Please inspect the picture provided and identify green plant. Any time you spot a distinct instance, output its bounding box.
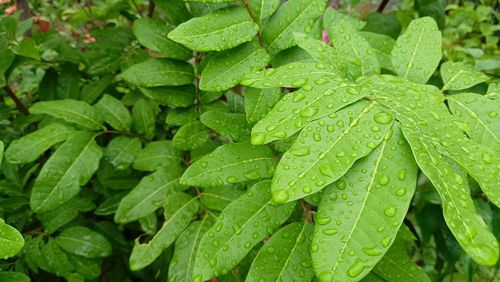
[0,0,499,281]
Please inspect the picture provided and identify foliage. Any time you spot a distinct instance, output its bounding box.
[0,0,499,281]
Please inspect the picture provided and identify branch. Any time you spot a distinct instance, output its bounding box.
[147,0,155,17]
[377,0,390,13]
[3,86,29,115]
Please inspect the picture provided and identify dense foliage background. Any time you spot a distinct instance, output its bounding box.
[0,0,499,281]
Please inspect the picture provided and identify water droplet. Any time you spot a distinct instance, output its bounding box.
[272,189,289,203]
[251,133,266,145]
[397,169,407,180]
[362,246,382,256]
[347,259,367,278]
[373,112,393,125]
[396,188,407,196]
[378,175,390,186]
[482,152,493,164]
[384,207,397,217]
[289,146,310,156]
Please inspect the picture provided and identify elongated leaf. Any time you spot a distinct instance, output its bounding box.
[245,87,282,125]
[67,253,102,280]
[80,75,114,104]
[115,166,185,224]
[360,31,395,71]
[200,111,250,141]
[133,140,183,171]
[402,127,499,266]
[104,136,141,170]
[129,193,199,270]
[55,226,112,258]
[95,192,127,216]
[247,222,314,282]
[133,17,192,60]
[272,101,394,203]
[323,8,366,31]
[312,125,417,281]
[248,0,280,25]
[139,85,195,107]
[94,94,133,131]
[441,61,489,91]
[172,121,211,151]
[30,132,103,213]
[193,181,295,281]
[169,217,214,282]
[30,99,104,130]
[391,17,442,84]
[181,142,277,187]
[121,59,194,87]
[262,0,327,53]
[0,219,24,259]
[5,123,75,164]
[132,99,156,139]
[250,81,369,145]
[200,41,270,91]
[200,186,246,211]
[168,7,259,52]
[42,239,75,278]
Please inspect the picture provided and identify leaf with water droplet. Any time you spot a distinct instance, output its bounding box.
[94,94,133,131]
[360,31,396,72]
[172,121,211,151]
[441,61,489,91]
[245,87,282,125]
[121,59,194,87]
[200,111,251,142]
[0,219,24,259]
[55,226,112,258]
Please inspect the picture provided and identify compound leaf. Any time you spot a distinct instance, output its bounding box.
[30,99,104,130]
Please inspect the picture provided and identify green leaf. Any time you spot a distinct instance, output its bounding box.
[172,121,211,151]
[115,166,185,224]
[441,61,489,91]
[30,99,105,130]
[67,253,102,280]
[262,0,327,53]
[360,31,396,71]
[80,75,114,104]
[139,85,195,107]
[95,192,127,216]
[168,7,259,52]
[245,87,282,125]
[199,41,270,92]
[311,125,417,281]
[271,101,394,203]
[323,8,366,31]
[5,123,76,164]
[247,0,280,25]
[133,140,183,172]
[200,111,250,141]
[169,217,214,282]
[129,193,199,271]
[200,186,246,211]
[180,142,277,187]
[132,99,156,139]
[165,107,197,126]
[0,141,3,167]
[247,222,314,282]
[0,272,30,282]
[121,59,194,87]
[402,127,499,266]
[12,38,40,60]
[30,132,103,213]
[0,219,24,259]
[94,94,133,131]
[391,17,442,84]
[133,17,192,60]
[104,136,141,170]
[56,226,112,258]
[192,181,295,281]
[41,239,75,278]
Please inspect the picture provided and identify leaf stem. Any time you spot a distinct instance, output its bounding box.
[2,86,30,115]
[241,0,264,47]
[377,0,390,13]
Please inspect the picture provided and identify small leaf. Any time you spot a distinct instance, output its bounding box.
[132,99,156,139]
[30,99,104,130]
[245,87,282,125]
[181,142,277,187]
[192,181,295,281]
[200,111,250,141]
[5,123,75,164]
[121,59,194,87]
[168,7,259,52]
[247,222,314,282]
[200,41,270,92]
[441,61,489,90]
[391,17,442,84]
[56,226,112,258]
[323,8,366,31]
[139,85,195,107]
[30,132,103,213]
[94,94,133,131]
[172,121,211,151]
[248,0,280,25]
[104,136,141,170]
[360,31,395,71]
[115,166,185,224]
[0,219,24,259]
[133,140,183,171]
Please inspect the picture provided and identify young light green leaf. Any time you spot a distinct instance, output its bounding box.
[250,81,367,145]
[121,59,194,87]
[0,219,24,259]
[391,17,442,84]
[133,17,192,60]
[199,41,270,92]
[192,181,295,281]
[247,0,280,25]
[172,121,211,151]
[200,111,250,141]
[247,222,314,282]
[441,61,489,90]
[312,125,418,281]
[180,142,277,187]
[200,186,245,211]
[262,0,327,53]
[139,85,195,107]
[271,101,394,203]
[133,140,183,171]
[0,272,30,282]
[169,217,214,282]
[104,136,141,170]
[360,31,395,71]
[323,8,366,31]
[55,226,112,258]
[94,94,133,131]
[130,193,199,270]
[132,99,156,139]
[5,123,75,164]
[30,132,103,213]
[245,87,282,125]
[168,6,259,52]
[115,166,185,224]
[30,99,105,130]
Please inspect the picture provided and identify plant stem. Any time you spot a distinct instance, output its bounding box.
[147,0,155,17]
[2,86,29,115]
[377,0,390,13]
